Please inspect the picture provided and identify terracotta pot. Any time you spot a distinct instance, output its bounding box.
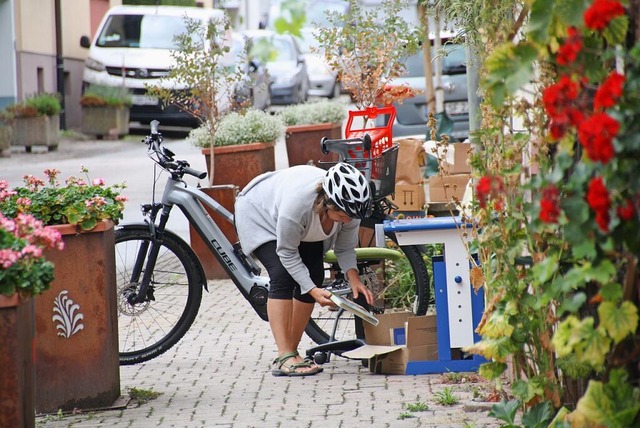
[285,122,341,167]
[0,293,35,428]
[36,220,120,413]
[201,141,275,189]
[189,186,239,280]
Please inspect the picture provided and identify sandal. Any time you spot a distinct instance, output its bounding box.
[271,351,320,377]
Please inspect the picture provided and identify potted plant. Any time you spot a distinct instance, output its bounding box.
[278,100,346,167]
[148,13,249,185]
[80,84,132,139]
[188,109,285,189]
[0,212,63,428]
[186,110,284,279]
[7,93,61,152]
[0,168,127,413]
[0,110,11,158]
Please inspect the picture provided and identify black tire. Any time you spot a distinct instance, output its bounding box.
[305,225,431,345]
[115,226,205,365]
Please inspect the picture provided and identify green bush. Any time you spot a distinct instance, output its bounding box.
[278,100,347,126]
[81,85,132,108]
[23,93,62,117]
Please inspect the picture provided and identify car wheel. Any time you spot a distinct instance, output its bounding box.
[328,81,340,99]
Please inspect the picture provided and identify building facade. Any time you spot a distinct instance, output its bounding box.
[0,0,266,130]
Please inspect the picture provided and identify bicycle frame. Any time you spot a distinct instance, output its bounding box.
[127,175,271,321]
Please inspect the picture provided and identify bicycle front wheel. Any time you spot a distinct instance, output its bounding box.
[305,225,431,345]
[115,226,205,365]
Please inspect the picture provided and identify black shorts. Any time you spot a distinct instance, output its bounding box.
[253,241,324,304]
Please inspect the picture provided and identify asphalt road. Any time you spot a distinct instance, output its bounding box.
[0,124,290,241]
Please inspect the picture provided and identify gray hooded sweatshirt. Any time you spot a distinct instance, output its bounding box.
[234,165,359,294]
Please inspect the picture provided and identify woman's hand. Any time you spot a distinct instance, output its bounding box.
[345,269,375,306]
[309,287,335,307]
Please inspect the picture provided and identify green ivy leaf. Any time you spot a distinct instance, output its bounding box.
[571,239,596,260]
[574,371,640,427]
[552,316,581,357]
[598,301,639,344]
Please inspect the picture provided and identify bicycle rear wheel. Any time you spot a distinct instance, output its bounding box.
[305,224,431,345]
[115,226,205,365]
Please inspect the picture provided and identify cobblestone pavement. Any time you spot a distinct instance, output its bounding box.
[35,279,501,428]
[1,134,502,428]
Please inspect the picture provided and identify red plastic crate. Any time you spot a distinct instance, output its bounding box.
[344,106,396,158]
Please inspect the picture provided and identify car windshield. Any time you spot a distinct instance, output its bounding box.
[96,14,191,49]
[306,1,348,27]
[403,43,466,77]
[251,36,296,62]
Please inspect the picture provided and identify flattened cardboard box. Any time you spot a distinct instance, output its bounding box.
[391,184,426,211]
[343,312,438,375]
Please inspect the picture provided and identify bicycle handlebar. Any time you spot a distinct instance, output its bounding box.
[143,120,207,180]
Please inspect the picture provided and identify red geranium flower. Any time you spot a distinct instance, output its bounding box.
[617,199,635,221]
[475,175,504,209]
[557,27,583,66]
[584,0,625,31]
[594,72,625,110]
[586,176,611,232]
[577,112,619,163]
[543,76,579,118]
[539,185,561,223]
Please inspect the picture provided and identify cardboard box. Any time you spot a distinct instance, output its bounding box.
[343,312,438,375]
[423,141,472,174]
[391,184,426,210]
[428,174,471,203]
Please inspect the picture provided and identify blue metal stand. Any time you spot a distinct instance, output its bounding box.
[384,217,486,374]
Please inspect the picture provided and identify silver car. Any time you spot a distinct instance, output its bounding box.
[376,41,469,141]
[299,28,341,99]
[242,29,310,105]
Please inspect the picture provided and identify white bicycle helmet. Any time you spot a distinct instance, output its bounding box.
[322,162,373,219]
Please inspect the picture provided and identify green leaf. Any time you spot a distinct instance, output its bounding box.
[552,315,581,357]
[602,15,628,46]
[557,292,586,317]
[571,239,596,260]
[489,399,521,424]
[478,361,507,380]
[527,0,554,44]
[522,401,553,428]
[579,322,610,367]
[598,301,639,344]
[555,0,589,27]
[532,254,558,284]
[599,282,622,302]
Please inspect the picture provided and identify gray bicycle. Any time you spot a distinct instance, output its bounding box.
[115,120,430,365]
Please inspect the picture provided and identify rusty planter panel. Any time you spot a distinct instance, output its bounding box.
[36,221,120,413]
[0,295,36,428]
[202,141,276,189]
[285,122,341,167]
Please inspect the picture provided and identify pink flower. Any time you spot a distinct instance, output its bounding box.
[92,178,106,186]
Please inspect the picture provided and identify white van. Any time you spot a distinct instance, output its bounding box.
[80,5,226,127]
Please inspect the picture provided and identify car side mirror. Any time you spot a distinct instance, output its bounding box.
[80,35,91,48]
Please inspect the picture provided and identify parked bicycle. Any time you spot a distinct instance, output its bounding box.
[115,120,431,365]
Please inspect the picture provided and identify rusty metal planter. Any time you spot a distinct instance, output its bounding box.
[202,141,275,189]
[0,294,36,428]
[36,220,120,414]
[285,122,341,167]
